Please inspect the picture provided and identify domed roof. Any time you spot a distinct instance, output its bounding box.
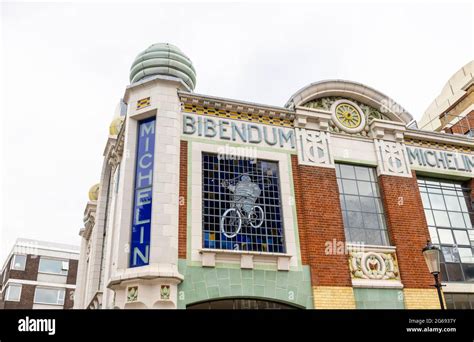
[129,43,196,90]
[420,60,473,131]
[88,184,100,201]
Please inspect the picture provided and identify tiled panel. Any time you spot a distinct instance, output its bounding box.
[177,260,313,309]
[136,97,151,110]
[354,288,405,309]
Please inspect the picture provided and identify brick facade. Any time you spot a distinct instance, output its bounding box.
[291,155,352,287]
[378,172,433,288]
[1,253,78,309]
[313,286,356,309]
[403,288,443,309]
[3,284,35,309]
[178,140,188,259]
[67,259,78,285]
[443,88,474,135]
[64,288,75,309]
[5,255,39,283]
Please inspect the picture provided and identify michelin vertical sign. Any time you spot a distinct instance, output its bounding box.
[130,118,156,267]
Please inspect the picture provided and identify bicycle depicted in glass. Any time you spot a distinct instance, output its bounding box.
[220,173,267,238]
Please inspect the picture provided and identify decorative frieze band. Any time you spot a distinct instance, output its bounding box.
[296,128,334,167]
[374,139,412,177]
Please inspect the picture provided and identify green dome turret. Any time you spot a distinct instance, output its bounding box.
[129,43,196,90]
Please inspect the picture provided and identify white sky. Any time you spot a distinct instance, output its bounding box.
[0,1,473,264]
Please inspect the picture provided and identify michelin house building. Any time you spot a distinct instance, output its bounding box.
[74,43,474,310]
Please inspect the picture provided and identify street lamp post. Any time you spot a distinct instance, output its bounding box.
[422,240,445,310]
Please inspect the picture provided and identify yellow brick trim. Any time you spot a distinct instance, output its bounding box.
[182,104,293,128]
[137,97,151,110]
[403,288,444,309]
[312,286,356,309]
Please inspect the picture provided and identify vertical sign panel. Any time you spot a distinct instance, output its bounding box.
[130,117,156,267]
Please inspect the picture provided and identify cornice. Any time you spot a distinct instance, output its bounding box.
[178,91,295,123]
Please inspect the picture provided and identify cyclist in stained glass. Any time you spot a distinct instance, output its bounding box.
[222,174,261,215]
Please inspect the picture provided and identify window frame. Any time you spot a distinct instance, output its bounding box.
[335,163,390,246]
[201,152,286,254]
[417,177,474,283]
[38,257,69,276]
[189,142,297,268]
[10,254,27,271]
[444,292,474,309]
[5,283,22,302]
[33,287,66,306]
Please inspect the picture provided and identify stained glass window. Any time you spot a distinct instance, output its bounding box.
[202,153,285,253]
[336,163,390,246]
[418,178,474,283]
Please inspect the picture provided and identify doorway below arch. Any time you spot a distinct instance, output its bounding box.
[187,298,300,309]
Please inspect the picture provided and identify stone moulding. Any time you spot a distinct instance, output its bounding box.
[178,91,296,125]
[347,244,403,288]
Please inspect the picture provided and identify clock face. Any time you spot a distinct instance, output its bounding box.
[331,100,366,133]
[335,103,361,128]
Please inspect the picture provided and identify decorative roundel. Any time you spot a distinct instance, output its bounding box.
[331,99,366,133]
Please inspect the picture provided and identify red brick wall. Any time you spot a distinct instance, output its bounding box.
[379,172,433,288]
[446,111,474,135]
[178,140,188,259]
[67,259,78,285]
[64,288,75,309]
[291,155,352,286]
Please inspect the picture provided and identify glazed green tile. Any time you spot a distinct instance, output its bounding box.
[302,267,311,281]
[254,285,265,297]
[298,281,311,295]
[242,282,253,296]
[186,290,197,304]
[296,289,309,307]
[207,286,220,299]
[264,280,276,292]
[265,285,276,298]
[216,268,230,280]
[194,281,207,299]
[254,270,265,286]
[354,289,405,309]
[287,272,303,288]
[353,288,366,301]
[287,285,298,302]
[229,269,242,285]
[241,269,253,279]
[242,277,253,289]
[276,271,289,288]
[204,269,218,286]
[276,287,289,302]
[192,269,204,283]
[264,270,277,281]
[230,285,243,296]
[218,278,230,290]
[219,284,231,297]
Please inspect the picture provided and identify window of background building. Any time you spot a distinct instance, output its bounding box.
[464,129,474,138]
[34,287,65,305]
[418,178,474,282]
[336,164,389,246]
[445,293,474,309]
[10,254,26,271]
[38,258,69,276]
[5,284,22,301]
[202,153,285,253]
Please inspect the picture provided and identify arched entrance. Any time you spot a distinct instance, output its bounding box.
[187,298,301,309]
